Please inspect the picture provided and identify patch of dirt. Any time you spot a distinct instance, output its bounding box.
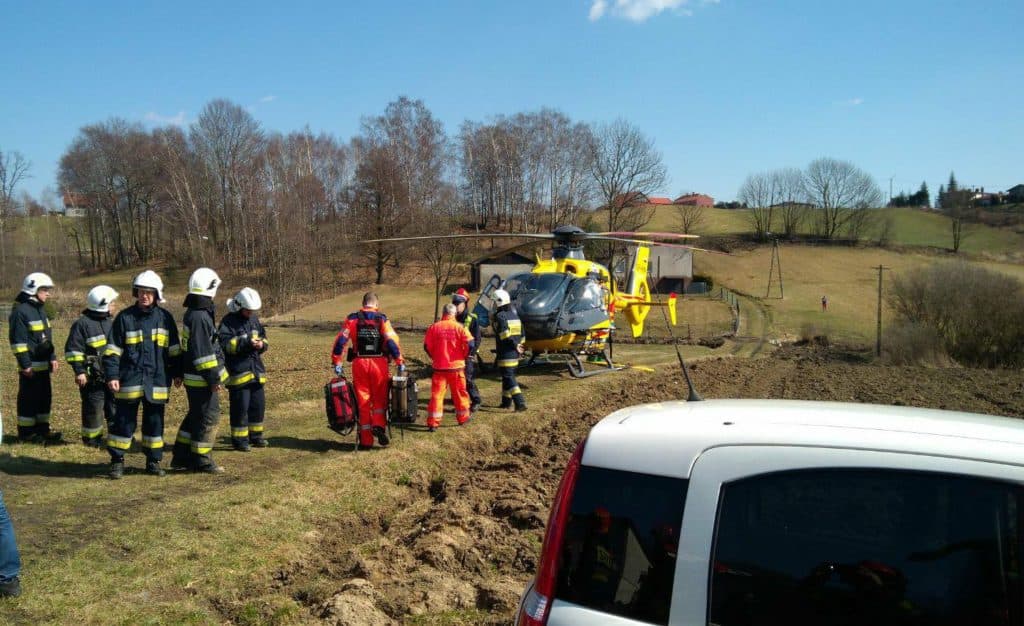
[263,343,1024,624]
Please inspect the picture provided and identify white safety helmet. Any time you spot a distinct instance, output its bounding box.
[188,267,221,298]
[21,272,55,296]
[86,285,119,313]
[133,270,165,303]
[493,289,511,308]
[228,287,262,313]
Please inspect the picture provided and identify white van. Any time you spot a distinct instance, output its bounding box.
[516,399,1024,626]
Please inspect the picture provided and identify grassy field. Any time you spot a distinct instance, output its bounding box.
[643,206,1024,258]
[0,322,704,625]
[696,244,1024,344]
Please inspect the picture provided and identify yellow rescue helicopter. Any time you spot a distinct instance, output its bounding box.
[365,225,705,377]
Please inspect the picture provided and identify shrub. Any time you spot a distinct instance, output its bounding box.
[691,274,714,290]
[882,321,954,366]
[889,262,1024,367]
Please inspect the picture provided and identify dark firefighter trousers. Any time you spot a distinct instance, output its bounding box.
[17,372,53,440]
[107,399,165,463]
[172,388,221,468]
[465,357,482,408]
[228,382,266,446]
[79,382,115,443]
[499,366,526,409]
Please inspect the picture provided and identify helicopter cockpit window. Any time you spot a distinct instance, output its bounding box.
[509,273,572,316]
[566,279,605,314]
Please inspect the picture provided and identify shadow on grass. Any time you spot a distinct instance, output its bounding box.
[263,435,357,453]
[0,453,108,479]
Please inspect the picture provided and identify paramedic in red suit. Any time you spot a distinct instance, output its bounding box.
[331,293,405,450]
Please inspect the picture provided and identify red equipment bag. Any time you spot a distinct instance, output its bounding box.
[325,375,358,435]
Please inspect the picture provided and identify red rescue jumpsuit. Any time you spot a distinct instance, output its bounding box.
[331,307,403,447]
[423,313,474,429]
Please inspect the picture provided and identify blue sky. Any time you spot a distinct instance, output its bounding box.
[2,0,1022,205]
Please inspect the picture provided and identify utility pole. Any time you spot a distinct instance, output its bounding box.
[889,176,895,206]
[765,237,784,299]
[875,264,889,357]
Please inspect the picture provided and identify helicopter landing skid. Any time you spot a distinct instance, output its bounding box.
[567,349,624,379]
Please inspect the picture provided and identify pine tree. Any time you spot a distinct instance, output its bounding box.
[937,184,946,209]
[947,171,958,193]
[918,181,930,207]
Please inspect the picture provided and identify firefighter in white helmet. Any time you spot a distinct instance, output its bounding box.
[492,289,527,411]
[217,288,270,450]
[170,268,228,473]
[103,270,182,478]
[64,285,119,447]
[8,272,61,443]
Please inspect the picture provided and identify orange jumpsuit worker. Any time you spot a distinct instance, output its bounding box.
[331,292,404,450]
[423,303,475,432]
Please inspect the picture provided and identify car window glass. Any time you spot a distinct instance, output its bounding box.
[709,469,1023,626]
[556,466,687,625]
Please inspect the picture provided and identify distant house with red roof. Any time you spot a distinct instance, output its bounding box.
[62,191,91,218]
[611,192,675,208]
[673,193,714,207]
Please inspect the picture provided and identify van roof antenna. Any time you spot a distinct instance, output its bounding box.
[649,270,702,402]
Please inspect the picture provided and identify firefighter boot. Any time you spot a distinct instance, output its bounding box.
[109,461,125,480]
[145,461,166,477]
[0,577,22,598]
[373,426,390,447]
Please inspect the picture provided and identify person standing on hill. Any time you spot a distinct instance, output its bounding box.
[452,288,482,412]
[64,285,119,447]
[171,268,228,474]
[331,292,405,450]
[104,270,181,478]
[423,303,475,432]
[218,288,269,451]
[492,289,527,412]
[8,272,62,444]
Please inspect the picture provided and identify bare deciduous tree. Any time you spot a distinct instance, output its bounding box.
[673,191,706,234]
[589,119,667,265]
[0,148,32,282]
[737,172,778,240]
[774,167,807,237]
[804,157,883,239]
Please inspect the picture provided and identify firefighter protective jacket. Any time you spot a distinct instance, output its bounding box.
[424,313,475,370]
[8,293,55,373]
[103,303,181,402]
[217,311,268,387]
[494,306,525,368]
[331,307,403,365]
[182,297,227,389]
[456,309,482,356]
[64,310,112,377]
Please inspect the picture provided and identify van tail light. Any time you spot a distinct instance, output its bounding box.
[516,437,587,626]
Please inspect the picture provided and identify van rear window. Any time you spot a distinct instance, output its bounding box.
[709,469,1024,626]
[555,465,687,625]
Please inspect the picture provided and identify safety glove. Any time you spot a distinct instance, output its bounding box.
[397,364,406,374]
[334,364,343,376]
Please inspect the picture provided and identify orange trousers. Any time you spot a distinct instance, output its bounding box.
[352,357,390,446]
[427,369,470,428]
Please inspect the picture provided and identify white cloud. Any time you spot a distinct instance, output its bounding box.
[589,0,715,23]
[143,111,187,126]
[840,97,865,107]
[259,95,276,103]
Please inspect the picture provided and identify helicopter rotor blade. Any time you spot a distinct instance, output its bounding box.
[361,233,556,244]
[590,236,726,255]
[594,231,700,240]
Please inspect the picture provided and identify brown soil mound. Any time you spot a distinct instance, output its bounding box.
[276,343,1024,624]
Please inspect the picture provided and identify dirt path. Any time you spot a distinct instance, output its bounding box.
[264,344,1024,624]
